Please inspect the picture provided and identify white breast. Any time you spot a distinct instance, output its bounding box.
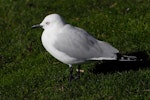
[41,30,82,65]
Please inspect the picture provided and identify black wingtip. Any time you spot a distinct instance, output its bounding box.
[117,51,150,61]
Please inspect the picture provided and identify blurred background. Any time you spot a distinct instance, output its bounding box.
[0,0,150,99]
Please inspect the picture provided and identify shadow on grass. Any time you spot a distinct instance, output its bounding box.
[91,51,150,74]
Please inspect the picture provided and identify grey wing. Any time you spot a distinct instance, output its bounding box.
[54,25,119,60]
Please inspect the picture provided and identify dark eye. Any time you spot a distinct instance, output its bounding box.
[46,22,50,25]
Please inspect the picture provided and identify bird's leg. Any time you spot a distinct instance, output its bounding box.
[69,64,73,83]
[76,65,81,79]
[74,65,81,79]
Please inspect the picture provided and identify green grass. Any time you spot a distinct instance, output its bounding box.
[0,0,150,99]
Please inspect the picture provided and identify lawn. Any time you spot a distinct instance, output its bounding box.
[0,0,150,99]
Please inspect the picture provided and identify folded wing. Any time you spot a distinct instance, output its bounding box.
[54,24,119,60]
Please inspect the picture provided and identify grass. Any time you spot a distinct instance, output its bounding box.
[0,0,150,99]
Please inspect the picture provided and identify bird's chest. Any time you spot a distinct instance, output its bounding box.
[41,31,58,55]
[41,31,76,64]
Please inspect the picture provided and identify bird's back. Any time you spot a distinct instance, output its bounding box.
[53,24,119,61]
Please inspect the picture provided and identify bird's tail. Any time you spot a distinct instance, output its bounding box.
[117,54,143,61]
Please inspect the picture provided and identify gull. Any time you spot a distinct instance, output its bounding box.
[32,14,137,82]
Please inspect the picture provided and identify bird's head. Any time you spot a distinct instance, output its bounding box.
[32,13,65,30]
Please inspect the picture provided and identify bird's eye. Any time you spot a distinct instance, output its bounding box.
[46,22,50,25]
